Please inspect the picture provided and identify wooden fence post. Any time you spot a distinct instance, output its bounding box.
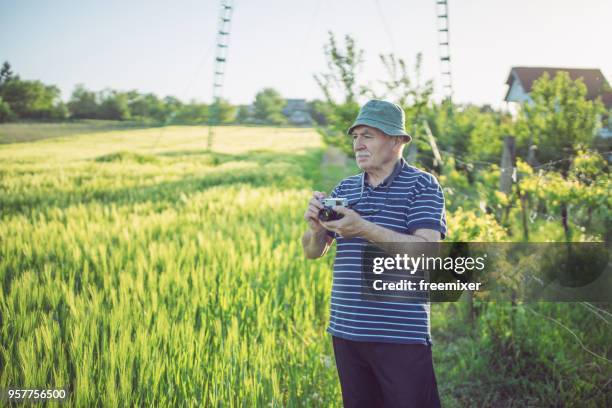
[516,172,530,241]
[499,136,515,194]
[422,120,443,174]
[499,136,516,226]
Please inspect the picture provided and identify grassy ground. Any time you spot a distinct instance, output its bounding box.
[1,125,609,406]
[1,126,347,405]
[0,121,157,144]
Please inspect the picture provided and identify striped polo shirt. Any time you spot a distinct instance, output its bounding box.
[326,158,447,345]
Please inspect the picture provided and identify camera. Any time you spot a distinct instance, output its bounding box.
[318,197,349,222]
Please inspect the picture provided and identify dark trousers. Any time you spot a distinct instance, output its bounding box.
[332,336,441,408]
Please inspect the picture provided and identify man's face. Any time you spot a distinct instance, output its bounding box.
[351,125,398,171]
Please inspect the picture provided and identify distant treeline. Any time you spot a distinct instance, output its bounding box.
[0,62,328,126]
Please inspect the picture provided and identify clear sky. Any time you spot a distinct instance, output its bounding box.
[1,0,610,107]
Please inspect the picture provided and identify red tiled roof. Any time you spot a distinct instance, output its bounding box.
[505,67,612,108]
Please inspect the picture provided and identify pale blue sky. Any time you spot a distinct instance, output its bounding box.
[1,0,610,107]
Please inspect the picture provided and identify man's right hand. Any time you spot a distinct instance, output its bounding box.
[304,191,326,232]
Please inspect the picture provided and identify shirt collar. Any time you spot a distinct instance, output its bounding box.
[363,158,406,189]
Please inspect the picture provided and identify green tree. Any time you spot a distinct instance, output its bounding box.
[235,105,251,124]
[516,72,604,174]
[68,84,99,119]
[209,98,236,124]
[0,61,14,85]
[314,34,438,158]
[0,77,64,119]
[175,102,208,123]
[125,90,146,119]
[163,96,183,123]
[253,88,287,125]
[426,104,510,165]
[50,101,69,120]
[136,93,166,121]
[514,72,605,240]
[314,32,363,104]
[372,52,438,171]
[0,96,16,122]
[307,100,330,126]
[313,32,364,156]
[98,90,131,120]
[375,52,434,133]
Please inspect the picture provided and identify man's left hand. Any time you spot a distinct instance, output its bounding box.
[320,206,369,238]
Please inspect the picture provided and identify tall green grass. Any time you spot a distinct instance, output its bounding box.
[0,121,154,144]
[1,126,609,406]
[1,126,344,406]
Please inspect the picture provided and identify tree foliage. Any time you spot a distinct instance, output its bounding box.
[515,72,604,173]
[374,53,434,135]
[0,96,15,122]
[253,88,287,125]
[426,104,512,166]
[0,66,67,121]
[98,89,131,120]
[0,62,230,124]
[314,32,363,105]
[314,34,439,158]
[313,33,365,156]
[0,61,15,85]
[209,98,237,124]
[68,85,99,119]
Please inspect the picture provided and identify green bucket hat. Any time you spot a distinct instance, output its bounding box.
[347,99,411,142]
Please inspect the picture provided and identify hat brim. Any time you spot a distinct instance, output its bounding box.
[347,118,412,142]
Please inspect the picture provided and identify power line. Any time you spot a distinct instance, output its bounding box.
[418,137,610,227]
[430,145,612,174]
[373,0,397,56]
[303,0,322,49]
[148,42,217,154]
[580,302,612,325]
[525,305,612,364]
[435,0,453,101]
[207,0,235,151]
[180,42,217,102]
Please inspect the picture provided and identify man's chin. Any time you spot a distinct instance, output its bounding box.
[355,157,371,170]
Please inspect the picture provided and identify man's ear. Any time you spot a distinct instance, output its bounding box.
[393,137,407,146]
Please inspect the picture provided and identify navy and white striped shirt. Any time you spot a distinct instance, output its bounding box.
[326,158,447,345]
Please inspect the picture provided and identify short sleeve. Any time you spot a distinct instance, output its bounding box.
[325,182,343,239]
[405,173,447,240]
[329,182,342,199]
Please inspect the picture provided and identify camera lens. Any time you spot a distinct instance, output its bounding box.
[318,208,343,222]
[319,209,332,221]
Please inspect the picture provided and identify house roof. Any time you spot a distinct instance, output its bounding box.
[284,99,308,110]
[283,99,308,116]
[505,66,612,108]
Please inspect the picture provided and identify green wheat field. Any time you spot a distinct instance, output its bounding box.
[0,126,344,406]
[1,125,609,407]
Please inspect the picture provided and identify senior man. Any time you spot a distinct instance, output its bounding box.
[302,100,446,408]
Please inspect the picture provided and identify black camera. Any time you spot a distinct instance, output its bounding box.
[318,198,349,222]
